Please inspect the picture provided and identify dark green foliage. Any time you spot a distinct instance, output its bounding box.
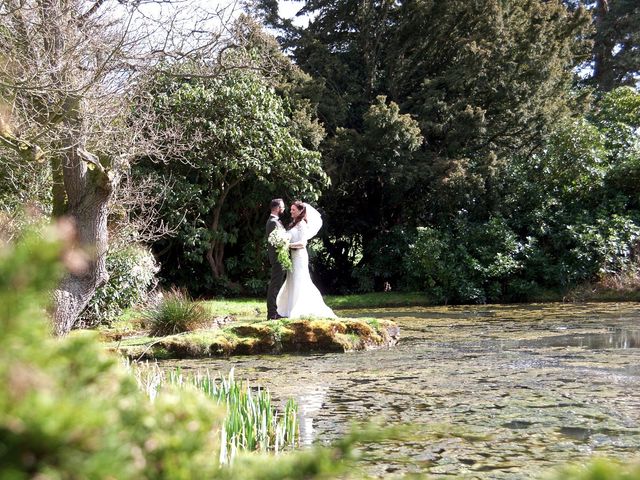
[136,69,327,295]
[352,226,415,293]
[495,87,640,290]
[314,86,639,300]
[600,87,640,207]
[402,218,523,303]
[257,0,598,294]
[588,0,640,91]
[143,289,210,336]
[128,2,636,301]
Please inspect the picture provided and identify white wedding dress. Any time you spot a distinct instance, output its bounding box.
[276,205,337,319]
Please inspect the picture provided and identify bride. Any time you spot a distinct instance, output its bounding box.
[276,201,337,319]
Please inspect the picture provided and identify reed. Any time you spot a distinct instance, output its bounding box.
[130,363,298,464]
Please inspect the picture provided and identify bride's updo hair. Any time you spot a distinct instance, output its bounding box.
[288,200,307,229]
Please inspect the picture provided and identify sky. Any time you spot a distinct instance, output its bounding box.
[278,0,309,26]
[117,0,310,51]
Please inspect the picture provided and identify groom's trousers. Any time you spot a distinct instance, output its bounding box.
[267,259,285,319]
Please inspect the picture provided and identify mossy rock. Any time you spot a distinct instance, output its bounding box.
[116,317,400,360]
[228,323,278,338]
[285,319,348,352]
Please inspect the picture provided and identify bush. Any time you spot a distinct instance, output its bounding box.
[402,217,523,303]
[0,225,356,479]
[243,276,267,296]
[0,226,224,479]
[521,211,640,289]
[142,288,210,336]
[352,227,413,293]
[565,214,640,279]
[79,244,159,327]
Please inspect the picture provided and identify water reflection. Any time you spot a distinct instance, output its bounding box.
[524,328,640,349]
[162,302,640,478]
[297,385,328,445]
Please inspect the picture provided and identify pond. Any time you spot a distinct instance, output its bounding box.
[161,302,640,478]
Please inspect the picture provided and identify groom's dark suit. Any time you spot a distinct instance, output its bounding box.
[266,214,286,319]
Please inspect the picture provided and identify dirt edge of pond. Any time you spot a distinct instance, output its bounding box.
[110,318,400,360]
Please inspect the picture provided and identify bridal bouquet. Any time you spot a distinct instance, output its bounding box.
[268,228,292,271]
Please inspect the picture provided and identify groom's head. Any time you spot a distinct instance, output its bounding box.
[270,198,284,216]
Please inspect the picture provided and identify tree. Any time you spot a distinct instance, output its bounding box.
[592,0,640,91]
[0,0,239,335]
[137,70,328,292]
[318,96,423,290]
[257,0,592,292]
[497,87,640,288]
[565,0,640,90]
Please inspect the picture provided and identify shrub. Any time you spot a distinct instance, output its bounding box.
[402,217,522,303]
[0,226,223,479]
[0,225,354,479]
[143,288,210,336]
[352,227,413,293]
[79,244,159,327]
[243,276,267,296]
[565,214,640,279]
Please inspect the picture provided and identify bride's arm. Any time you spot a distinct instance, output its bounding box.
[289,237,307,249]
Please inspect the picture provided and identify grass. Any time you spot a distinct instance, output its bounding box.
[130,363,298,464]
[200,298,265,321]
[325,291,434,309]
[143,289,210,336]
[112,282,640,336]
[197,291,434,319]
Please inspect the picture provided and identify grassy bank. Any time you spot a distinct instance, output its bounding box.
[112,316,399,360]
[103,291,401,360]
[105,292,427,341]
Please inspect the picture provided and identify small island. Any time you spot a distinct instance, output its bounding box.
[110,317,400,360]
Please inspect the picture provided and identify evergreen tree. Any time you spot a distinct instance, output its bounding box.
[592,0,640,91]
[565,0,640,90]
[257,0,592,292]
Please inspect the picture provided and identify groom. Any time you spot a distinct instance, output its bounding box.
[266,198,286,320]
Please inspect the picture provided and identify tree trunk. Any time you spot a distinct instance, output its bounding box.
[206,199,226,279]
[52,183,111,335]
[206,180,239,280]
[51,124,114,335]
[37,0,115,335]
[593,0,615,91]
[206,239,225,279]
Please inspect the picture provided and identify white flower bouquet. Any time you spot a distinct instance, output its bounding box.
[268,228,292,271]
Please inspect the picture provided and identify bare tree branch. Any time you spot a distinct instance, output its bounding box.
[0,0,250,334]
